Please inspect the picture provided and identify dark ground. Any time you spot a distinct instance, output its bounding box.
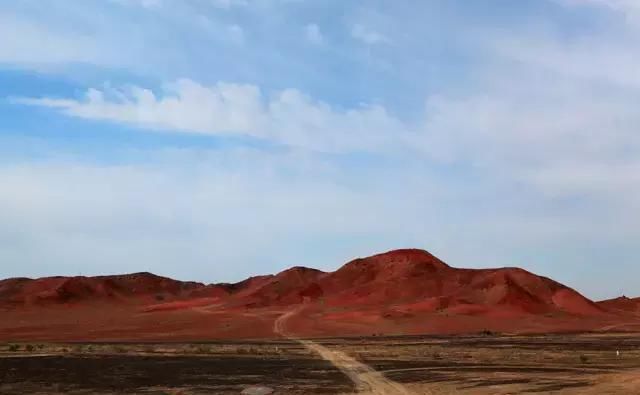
[1,334,639,394]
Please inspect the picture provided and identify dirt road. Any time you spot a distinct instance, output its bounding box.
[274,309,417,395]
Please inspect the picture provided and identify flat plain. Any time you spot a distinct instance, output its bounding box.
[1,333,639,394]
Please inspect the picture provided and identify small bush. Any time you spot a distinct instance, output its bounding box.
[8,344,19,352]
[196,346,210,354]
[37,344,45,350]
[114,346,127,354]
[25,344,35,352]
[355,352,367,362]
[143,345,155,354]
[433,352,442,360]
[580,354,589,364]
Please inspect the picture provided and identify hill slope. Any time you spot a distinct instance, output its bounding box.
[597,296,640,313]
[0,248,636,341]
[0,272,203,306]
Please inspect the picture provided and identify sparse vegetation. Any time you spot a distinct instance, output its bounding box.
[25,344,35,352]
[115,346,127,354]
[0,334,638,394]
[143,345,156,354]
[8,344,19,352]
[195,345,210,354]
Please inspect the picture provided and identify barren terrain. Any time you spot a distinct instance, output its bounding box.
[2,249,639,342]
[2,249,640,394]
[1,333,639,394]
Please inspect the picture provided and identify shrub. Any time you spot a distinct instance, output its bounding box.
[25,344,35,352]
[8,344,19,352]
[580,354,589,364]
[114,346,127,354]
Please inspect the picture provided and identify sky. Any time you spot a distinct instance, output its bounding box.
[1,0,639,300]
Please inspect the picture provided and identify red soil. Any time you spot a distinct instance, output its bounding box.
[597,296,640,313]
[0,248,637,341]
[0,272,202,307]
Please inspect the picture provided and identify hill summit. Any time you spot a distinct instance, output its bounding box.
[0,248,638,341]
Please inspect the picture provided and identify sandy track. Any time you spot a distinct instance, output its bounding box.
[274,309,417,395]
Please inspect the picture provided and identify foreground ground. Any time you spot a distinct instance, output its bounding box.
[1,333,639,394]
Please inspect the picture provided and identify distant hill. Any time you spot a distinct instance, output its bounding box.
[0,248,638,341]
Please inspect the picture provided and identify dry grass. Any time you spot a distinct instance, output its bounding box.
[326,333,640,394]
[2,334,639,394]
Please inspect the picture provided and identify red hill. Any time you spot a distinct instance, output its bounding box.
[313,249,601,316]
[597,296,640,313]
[234,266,325,307]
[0,248,637,341]
[0,272,202,306]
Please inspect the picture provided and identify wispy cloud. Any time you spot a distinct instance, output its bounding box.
[0,13,108,65]
[560,0,640,15]
[305,23,324,45]
[2,0,640,298]
[208,0,249,9]
[0,150,451,282]
[13,79,405,153]
[110,0,163,8]
[227,24,245,44]
[351,24,390,45]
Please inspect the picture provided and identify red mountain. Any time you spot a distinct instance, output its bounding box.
[0,249,637,341]
[0,272,202,306]
[232,267,325,307]
[311,249,602,316]
[597,296,640,313]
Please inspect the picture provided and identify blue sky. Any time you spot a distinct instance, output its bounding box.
[1,0,639,300]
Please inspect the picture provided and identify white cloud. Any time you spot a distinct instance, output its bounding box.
[305,23,324,45]
[560,0,640,17]
[493,35,640,88]
[0,13,108,65]
[13,79,406,153]
[111,0,162,8]
[4,0,640,299]
[208,0,249,8]
[1,147,637,298]
[351,24,390,45]
[227,24,245,44]
[0,150,445,282]
[112,0,248,9]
